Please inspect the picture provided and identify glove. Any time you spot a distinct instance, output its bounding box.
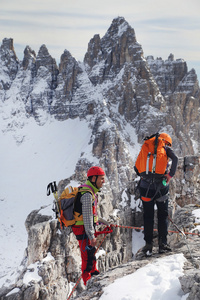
[166,173,172,184]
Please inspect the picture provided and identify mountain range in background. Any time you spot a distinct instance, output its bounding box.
[1,17,199,156]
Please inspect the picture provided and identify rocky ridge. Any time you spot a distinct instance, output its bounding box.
[1,155,200,299]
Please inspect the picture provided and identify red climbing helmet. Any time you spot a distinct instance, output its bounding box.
[159,133,172,146]
[87,166,105,177]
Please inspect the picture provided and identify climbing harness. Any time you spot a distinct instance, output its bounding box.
[67,226,113,300]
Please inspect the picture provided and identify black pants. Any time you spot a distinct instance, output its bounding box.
[140,183,169,245]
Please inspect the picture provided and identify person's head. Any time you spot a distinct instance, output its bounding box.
[87,166,105,189]
[160,133,172,147]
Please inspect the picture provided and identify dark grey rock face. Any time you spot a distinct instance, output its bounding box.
[0,38,19,90]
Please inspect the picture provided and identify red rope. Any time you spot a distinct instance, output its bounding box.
[67,274,82,300]
[110,224,200,236]
[95,226,113,237]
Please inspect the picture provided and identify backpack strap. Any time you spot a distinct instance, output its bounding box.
[146,152,151,175]
[144,132,158,141]
[74,185,97,226]
[143,132,160,175]
[152,133,160,174]
[79,184,96,202]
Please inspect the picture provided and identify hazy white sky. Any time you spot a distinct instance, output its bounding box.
[1,0,200,80]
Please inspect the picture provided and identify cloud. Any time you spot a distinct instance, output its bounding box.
[1,0,200,79]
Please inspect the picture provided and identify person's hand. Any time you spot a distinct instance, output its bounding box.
[166,173,172,184]
[90,238,97,247]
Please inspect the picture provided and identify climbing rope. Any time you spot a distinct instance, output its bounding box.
[67,274,82,300]
[111,221,199,268]
[110,223,200,236]
[67,226,113,300]
[168,216,199,268]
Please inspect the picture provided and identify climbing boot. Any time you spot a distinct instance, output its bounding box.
[91,270,100,276]
[159,243,172,254]
[142,243,153,256]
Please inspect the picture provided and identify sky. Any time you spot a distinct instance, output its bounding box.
[1,0,200,80]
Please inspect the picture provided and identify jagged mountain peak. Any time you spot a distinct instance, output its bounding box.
[168,53,175,61]
[37,44,49,56]
[0,38,17,56]
[101,16,140,61]
[36,44,58,72]
[31,44,59,94]
[0,38,19,87]
[104,16,134,39]
[59,49,78,71]
[176,67,200,96]
[22,46,36,70]
[84,16,143,85]
[146,53,200,96]
[24,45,36,59]
[0,16,200,156]
[84,16,134,64]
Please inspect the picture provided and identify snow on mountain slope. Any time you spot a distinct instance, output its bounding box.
[99,253,187,300]
[0,97,140,282]
[0,52,141,282]
[0,114,97,278]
